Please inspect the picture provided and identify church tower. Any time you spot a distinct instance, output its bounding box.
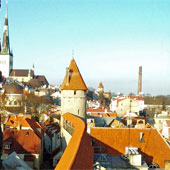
[60,58,88,120]
[0,3,13,78]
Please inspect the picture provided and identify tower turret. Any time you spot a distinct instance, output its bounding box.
[97,82,104,93]
[61,58,88,119]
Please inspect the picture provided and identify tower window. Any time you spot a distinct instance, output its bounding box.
[74,91,76,95]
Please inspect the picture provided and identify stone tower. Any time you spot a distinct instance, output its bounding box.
[138,66,142,95]
[0,4,13,78]
[97,82,104,93]
[60,58,88,120]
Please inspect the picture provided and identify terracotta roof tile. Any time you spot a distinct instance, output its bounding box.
[87,108,112,113]
[34,75,49,86]
[98,82,104,88]
[3,129,41,154]
[91,128,170,168]
[166,120,170,127]
[26,118,44,138]
[129,96,144,101]
[10,69,34,77]
[5,115,32,128]
[60,59,88,90]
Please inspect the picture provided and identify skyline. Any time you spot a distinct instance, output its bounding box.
[1,0,170,95]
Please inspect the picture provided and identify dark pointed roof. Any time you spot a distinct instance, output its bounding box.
[60,59,88,90]
[27,79,42,89]
[34,75,49,87]
[1,5,10,55]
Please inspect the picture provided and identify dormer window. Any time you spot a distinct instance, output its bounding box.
[25,131,29,136]
[139,132,144,143]
[4,142,11,150]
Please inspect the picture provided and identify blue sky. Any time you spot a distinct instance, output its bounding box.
[1,0,170,95]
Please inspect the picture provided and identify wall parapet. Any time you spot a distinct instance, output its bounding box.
[55,113,93,170]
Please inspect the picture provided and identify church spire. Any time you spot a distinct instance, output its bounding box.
[2,1,10,55]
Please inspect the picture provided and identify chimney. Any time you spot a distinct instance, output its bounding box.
[138,66,142,95]
[65,67,70,86]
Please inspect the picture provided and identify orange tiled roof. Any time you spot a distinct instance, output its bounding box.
[3,129,41,154]
[91,128,170,168]
[5,115,32,129]
[102,113,117,117]
[98,82,104,88]
[60,59,88,90]
[55,113,93,170]
[21,119,31,128]
[87,108,112,113]
[129,96,144,101]
[5,115,18,128]
[26,118,44,138]
[165,120,170,127]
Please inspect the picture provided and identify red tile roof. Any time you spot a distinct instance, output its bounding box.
[10,69,34,77]
[3,129,41,154]
[26,118,44,138]
[87,108,112,113]
[129,96,144,101]
[91,128,170,168]
[60,59,88,90]
[165,120,170,127]
[98,82,104,88]
[5,115,32,129]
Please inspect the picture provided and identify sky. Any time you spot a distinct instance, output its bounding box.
[1,0,170,96]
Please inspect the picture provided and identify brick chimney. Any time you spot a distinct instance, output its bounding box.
[138,66,142,95]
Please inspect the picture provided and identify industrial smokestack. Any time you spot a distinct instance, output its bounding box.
[138,66,142,95]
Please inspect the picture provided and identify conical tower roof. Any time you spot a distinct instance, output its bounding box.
[61,59,88,90]
[98,82,104,88]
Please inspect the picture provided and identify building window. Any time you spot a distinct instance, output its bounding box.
[94,146,102,152]
[74,91,76,95]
